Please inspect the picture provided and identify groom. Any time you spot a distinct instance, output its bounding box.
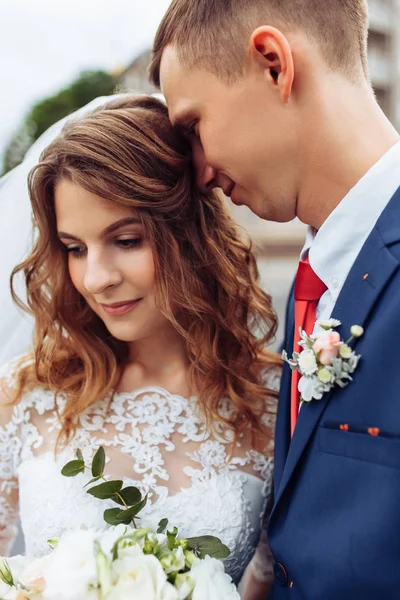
[150,1,400,598]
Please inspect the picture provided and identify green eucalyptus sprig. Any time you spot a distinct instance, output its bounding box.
[61,447,146,528]
[61,446,230,560]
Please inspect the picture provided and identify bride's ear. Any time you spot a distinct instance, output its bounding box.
[249,26,294,103]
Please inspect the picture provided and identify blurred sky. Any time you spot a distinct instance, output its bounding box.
[0,0,172,163]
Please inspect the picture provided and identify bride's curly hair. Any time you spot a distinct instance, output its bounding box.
[11,95,280,443]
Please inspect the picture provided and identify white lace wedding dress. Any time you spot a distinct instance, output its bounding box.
[0,356,278,586]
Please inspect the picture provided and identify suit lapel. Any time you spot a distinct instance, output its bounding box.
[273,190,400,508]
[273,292,294,497]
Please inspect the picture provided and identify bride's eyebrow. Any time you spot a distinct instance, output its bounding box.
[57,217,142,241]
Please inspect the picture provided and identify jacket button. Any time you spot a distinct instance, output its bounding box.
[274,562,288,586]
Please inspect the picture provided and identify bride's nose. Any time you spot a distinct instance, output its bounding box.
[83,252,122,294]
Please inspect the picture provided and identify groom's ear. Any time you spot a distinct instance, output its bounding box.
[249,26,294,103]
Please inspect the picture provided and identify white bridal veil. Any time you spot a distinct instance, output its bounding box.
[0,94,165,364]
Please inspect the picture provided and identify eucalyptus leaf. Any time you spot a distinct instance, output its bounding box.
[157,518,168,534]
[186,535,231,559]
[92,446,106,477]
[129,494,148,516]
[114,494,148,523]
[111,486,142,507]
[76,449,84,461]
[61,460,85,477]
[83,476,101,488]
[103,508,124,526]
[87,480,123,499]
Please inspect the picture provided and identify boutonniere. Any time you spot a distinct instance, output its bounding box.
[282,319,364,404]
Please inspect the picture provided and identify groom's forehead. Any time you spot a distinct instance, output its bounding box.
[160,46,205,125]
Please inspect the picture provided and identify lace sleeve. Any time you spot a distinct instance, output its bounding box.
[246,364,280,583]
[0,360,22,555]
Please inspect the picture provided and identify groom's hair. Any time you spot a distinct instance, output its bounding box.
[149,0,369,86]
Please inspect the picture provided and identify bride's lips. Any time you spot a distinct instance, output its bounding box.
[101,299,142,316]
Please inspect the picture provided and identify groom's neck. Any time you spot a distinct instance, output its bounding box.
[296,78,400,230]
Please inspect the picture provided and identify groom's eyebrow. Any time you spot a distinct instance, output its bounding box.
[171,108,196,129]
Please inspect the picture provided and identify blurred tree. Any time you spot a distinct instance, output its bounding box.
[2,70,116,175]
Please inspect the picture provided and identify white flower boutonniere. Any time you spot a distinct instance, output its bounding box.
[282,319,364,404]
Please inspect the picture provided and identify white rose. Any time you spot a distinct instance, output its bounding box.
[108,554,170,600]
[190,556,240,600]
[97,524,132,557]
[297,349,318,376]
[2,589,20,600]
[43,529,97,600]
[174,573,195,600]
[19,554,53,592]
[298,376,324,402]
[0,556,30,597]
[160,547,186,575]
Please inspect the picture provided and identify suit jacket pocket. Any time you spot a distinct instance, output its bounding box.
[319,425,400,470]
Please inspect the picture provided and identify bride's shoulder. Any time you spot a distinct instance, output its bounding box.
[0,353,36,416]
[260,363,281,394]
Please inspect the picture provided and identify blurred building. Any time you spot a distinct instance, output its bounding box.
[368,0,400,122]
[119,50,157,95]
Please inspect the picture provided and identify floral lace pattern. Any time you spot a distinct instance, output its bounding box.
[0,358,279,584]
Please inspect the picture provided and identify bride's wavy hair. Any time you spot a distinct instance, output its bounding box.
[11,94,279,443]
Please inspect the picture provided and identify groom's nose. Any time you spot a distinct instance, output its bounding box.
[192,143,219,192]
[197,164,219,192]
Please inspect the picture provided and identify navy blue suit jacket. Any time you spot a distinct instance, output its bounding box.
[268,187,400,599]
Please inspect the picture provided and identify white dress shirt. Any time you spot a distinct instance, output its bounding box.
[300,140,400,322]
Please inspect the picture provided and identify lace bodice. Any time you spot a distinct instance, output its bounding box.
[0,357,279,585]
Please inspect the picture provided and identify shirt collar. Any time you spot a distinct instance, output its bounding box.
[300,140,400,302]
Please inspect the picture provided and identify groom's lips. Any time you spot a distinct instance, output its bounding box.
[230,185,239,205]
[223,183,235,198]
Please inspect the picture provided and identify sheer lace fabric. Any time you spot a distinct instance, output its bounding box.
[0,357,278,585]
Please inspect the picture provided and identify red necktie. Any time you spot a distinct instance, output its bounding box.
[291,258,327,435]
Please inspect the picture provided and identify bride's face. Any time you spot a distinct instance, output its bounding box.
[54,179,172,344]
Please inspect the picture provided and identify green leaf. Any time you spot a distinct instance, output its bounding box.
[130,494,148,516]
[87,480,123,499]
[186,536,231,559]
[83,476,101,488]
[76,449,84,461]
[167,526,179,550]
[114,494,148,523]
[111,486,142,507]
[157,518,168,534]
[61,460,85,477]
[103,508,125,526]
[92,446,106,478]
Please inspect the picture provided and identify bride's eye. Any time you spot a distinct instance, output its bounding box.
[64,245,86,259]
[115,237,142,250]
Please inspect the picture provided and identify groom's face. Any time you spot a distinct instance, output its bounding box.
[160,45,299,222]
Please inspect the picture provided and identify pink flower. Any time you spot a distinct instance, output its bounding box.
[19,555,52,593]
[313,331,342,365]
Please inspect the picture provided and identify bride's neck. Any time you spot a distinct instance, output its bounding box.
[119,324,190,394]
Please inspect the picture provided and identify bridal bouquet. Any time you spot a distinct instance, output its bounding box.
[0,448,239,600]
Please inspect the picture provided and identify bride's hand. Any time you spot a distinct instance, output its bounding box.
[240,563,273,600]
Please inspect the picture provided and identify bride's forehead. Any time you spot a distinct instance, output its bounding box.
[53,179,140,232]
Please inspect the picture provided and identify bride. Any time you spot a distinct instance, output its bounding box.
[0,94,280,599]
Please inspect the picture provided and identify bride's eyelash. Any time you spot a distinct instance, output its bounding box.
[64,246,85,259]
[115,237,142,250]
[63,237,142,259]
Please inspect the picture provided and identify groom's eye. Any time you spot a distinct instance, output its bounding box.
[185,120,199,138]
